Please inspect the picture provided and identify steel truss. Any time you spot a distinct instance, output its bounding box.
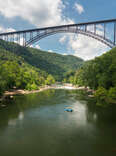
[0,19,116,48]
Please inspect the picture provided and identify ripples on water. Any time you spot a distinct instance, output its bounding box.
[0,89,116,156]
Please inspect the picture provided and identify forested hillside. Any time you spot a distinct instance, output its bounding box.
[0,47,56,95]
[0,40,83,80]
[0,39,83,96]
[67,47,116,106]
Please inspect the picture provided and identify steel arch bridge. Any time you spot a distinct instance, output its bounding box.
[0,19,116,48]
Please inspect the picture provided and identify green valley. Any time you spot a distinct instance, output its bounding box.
[0,39,116,107]
[0,39,83,96]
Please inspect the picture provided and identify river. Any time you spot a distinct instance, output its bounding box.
[0,89,116,156]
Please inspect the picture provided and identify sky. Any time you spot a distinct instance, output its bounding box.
[0,0,115,60]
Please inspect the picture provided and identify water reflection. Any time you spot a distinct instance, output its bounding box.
[86,109,97,123]
[0,89,116,156]
[18,112,24,121]
[8,112,24,127]
[8,119,17,126]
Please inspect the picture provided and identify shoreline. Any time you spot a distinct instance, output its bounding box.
[0,84,94,104]
[4,84,81,96]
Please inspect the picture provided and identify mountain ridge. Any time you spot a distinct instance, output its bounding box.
[0,39,84,80]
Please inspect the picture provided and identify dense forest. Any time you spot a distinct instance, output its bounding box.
[0,40,83,80]
[0,39,83,96]
[66,47,116,106]
[0,39,116,107]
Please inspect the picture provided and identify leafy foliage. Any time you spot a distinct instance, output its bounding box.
[0,39,83,81]
[66,47,116,106]
[94,87,108,106]
[0,61,47,93]
[0,39,83,96]
[45,75,55,85]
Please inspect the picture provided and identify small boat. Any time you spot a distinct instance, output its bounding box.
[64,107,73,112]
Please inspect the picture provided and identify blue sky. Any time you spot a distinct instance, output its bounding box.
[0,0,115,60]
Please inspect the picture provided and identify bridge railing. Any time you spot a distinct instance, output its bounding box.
[0,19,116,48]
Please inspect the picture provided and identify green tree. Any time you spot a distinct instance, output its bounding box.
[108,87,116,103]
[45,75,55,85]
[94,87,108,106]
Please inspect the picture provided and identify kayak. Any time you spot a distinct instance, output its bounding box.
[64,108,73,112]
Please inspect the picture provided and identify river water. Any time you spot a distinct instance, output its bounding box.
[0,89,116,156]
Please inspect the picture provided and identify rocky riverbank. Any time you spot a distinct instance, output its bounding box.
[0,84,94,107]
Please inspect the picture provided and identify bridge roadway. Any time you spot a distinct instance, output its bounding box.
[0,19,116,48]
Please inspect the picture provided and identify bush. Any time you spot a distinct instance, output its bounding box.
[45,75,55,85]
[108,87,116,103]
[26,83,38,91]
[94,87,108,106]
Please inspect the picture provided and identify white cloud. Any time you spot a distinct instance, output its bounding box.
[35,45,40,49]
[0,0,74,27]
[30,44,40,49]
[59,35,67,44]
[74,3,84,14]
[58,24,110,60]
[48,50,53,53]
[0,26,15,33]
[63,53,68,55]
[58,30,109,60]
[67,34,109,60]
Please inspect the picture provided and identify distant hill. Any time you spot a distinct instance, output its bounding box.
[0,39,84,80]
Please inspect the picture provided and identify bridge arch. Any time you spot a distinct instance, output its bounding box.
[0,19,116,48]
[26,29,114,48]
